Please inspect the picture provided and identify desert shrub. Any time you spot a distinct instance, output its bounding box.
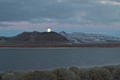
[112,68,120,80]
[89,68,112,80]
[0,74,2,80]
[69,67,80,75]
[53,68,80,80]
[78,69,90,80]
[69,67,89,80]
[2,71,25,80]
[23,71,57,80]
[102,65,118,74]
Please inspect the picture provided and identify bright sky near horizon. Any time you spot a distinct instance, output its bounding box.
[0,0,120,37]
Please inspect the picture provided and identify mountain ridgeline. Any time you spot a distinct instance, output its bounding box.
[0,31,69,46]
[0,31,120,47]
[60,31,120,44]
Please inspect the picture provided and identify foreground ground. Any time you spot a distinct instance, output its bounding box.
[1,65,120,80]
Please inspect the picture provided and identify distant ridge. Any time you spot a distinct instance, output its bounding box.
[60,31,120,44]
[0,31,69,45]
[0,31,120,47]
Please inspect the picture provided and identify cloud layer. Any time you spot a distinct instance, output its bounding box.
[0,0,120,36]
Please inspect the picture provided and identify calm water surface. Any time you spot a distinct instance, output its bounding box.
[0,48,120,71]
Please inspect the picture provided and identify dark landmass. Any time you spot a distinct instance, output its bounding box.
[0,31,120,47]
[0,31,69,47]
[1,65,120,80]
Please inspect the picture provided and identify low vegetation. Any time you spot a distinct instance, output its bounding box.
[1,65,120,80]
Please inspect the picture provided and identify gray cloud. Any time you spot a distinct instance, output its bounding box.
[0,0,78,21]
[0,1,32,21]
[0,0,120,25]
[0,23,10,27]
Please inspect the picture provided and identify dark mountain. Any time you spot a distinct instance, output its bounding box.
[0,31,69,45]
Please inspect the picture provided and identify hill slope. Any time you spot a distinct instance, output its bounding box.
[60,31,120,44]
[0,31,69,45]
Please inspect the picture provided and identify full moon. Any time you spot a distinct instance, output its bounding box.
[47,28,52,32]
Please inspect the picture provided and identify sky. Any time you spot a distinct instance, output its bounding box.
[0,0,120,37]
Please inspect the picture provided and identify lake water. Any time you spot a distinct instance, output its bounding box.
[0,48,120,71]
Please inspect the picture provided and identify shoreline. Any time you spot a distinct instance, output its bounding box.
[1,44,120,48]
